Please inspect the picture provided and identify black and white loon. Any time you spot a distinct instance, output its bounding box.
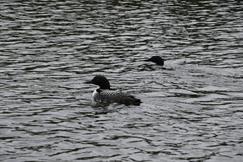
[86,75,141,106]
[145,56,164,66]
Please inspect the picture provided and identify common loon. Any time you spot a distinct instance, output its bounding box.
[145,56,164,66]
[86,75,141,106]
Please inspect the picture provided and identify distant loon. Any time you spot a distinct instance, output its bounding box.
[145,56,164,66]
[86,75,141,106]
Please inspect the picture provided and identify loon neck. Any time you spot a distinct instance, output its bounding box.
[99,85,110,90]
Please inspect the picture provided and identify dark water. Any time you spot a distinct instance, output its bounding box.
[0,0,243,161]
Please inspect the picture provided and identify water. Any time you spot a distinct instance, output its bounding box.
[0,0,243,161]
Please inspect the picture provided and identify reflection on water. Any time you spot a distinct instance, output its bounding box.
[0,0,243,161]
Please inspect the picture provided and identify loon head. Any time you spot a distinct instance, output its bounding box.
[145,56,164,66]
[86,75,111,89]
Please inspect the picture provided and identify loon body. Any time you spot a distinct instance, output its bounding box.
[86,75,141,106]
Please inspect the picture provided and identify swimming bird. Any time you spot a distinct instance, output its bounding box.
[86,75,141,106]
[145,56,164,66]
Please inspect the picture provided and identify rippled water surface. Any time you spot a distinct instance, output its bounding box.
[1,0,243,161]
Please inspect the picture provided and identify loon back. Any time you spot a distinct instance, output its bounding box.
[92,89,141,106]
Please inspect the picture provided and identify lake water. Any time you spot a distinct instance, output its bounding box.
[0,0,243,161]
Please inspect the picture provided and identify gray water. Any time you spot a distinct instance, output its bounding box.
[0,0,243,161]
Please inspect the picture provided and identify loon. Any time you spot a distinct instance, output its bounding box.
[145,56,164,66]
[86,75,141,106]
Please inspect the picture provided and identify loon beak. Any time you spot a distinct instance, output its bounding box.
[145,58,151,62]
[85,80,92,84]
